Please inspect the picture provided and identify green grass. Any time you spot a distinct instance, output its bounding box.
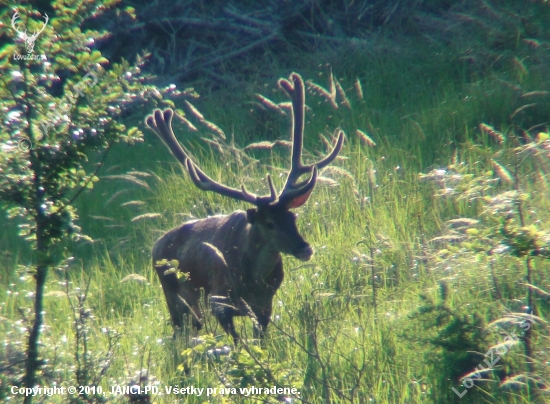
[2,11,550,403]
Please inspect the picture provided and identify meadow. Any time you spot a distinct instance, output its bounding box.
[1,1,550,403]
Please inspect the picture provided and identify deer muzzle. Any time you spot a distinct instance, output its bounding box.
[293,244,313,261]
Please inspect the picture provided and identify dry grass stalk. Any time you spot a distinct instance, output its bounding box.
[355,77,364,100]
[479,123,505,144]
[511,104,536,119]
[410,120,426,140]
[430,234,466,243]
[496,79,522,92]
[447,218,479,228]
[202,242,228,267]
[183,101,225,139]
[127,171,151,177]
[306,81,338,109]
[121,274,148,283]
[329,71,336,100]
[275,139,292,148]
[334,78,351,109]
[175,114,198,132]
[277,101,293,111]
[321,166,356,182]
[131,213,162,221]
[184,100,205,120]
[201,138,225,155]
[537,171,548,188]
[44,291,66,298]
[522,38,541,48]
[522,91,549,97]
[355,129,376,147]
[319,133,332,150]
[245,141,275,150]
[491,160,512,183]
[89,215,114,221]
[104,189,131,206]
[278,102,312,112]
[255,94,286,115]
[316,176,339,187]
[512,56,528,76]
[103,174,150,189]
[120,200,146,207]
[200,119,226,140]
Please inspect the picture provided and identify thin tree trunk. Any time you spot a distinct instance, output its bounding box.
[23,146,48,404]
[23,263,48,404]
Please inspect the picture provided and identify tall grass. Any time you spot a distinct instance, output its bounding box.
[2,13,550,403]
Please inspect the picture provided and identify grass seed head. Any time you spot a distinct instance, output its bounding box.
[335,78,351,109]
[184,100,205,120]
[306,81,339,109]
[200,120,226,140]
[355,77,364,100]
[491,160,512,183]
[255,94,286,115]
[356,129,376,147]
[479,123,505,144]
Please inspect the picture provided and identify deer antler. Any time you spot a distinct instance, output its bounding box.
[31,13,49,38]
[145,73,344,209]
[277,73,345,204]
[145,109,277,206]
[11,11,26,38]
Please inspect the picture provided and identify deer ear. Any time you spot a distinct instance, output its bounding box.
[286,188,314,209]
[246,208,257,224]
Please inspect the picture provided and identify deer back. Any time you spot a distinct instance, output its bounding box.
[152,211,282,295]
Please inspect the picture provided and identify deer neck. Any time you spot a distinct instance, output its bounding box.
[243,223,280,280]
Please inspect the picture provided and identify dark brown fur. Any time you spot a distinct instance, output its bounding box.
[153,208,310,341]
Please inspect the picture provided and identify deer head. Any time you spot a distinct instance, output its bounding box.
[12,10,49,54]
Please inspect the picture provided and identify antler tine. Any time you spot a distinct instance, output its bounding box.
[145,108,277,206]
[314,128,345,170]
[145,109,188,166]
[278,73,344,198]
[278,73,308,189]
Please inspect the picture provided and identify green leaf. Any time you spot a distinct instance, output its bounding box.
[249,345,264,356]
[91,50,109,65]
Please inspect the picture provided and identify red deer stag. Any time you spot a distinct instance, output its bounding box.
[145,73,344,342]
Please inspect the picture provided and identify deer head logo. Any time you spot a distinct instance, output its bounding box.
[11,10,49,54]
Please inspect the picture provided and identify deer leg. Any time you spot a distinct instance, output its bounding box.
[210,296,240,343]
[219,312,239,343]
[179,283,203,330]
[252,306,272,340]
[156,265,189,330]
